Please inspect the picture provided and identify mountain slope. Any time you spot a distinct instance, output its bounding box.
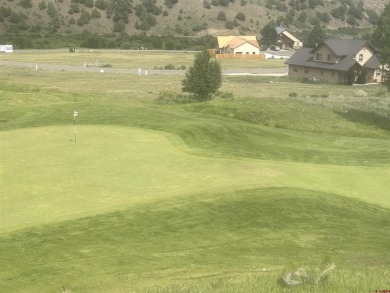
[0,0,386,38]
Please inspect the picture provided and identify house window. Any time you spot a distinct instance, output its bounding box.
[327,54,333,62]
[376,69,381,76]
[332,71,335,77]
[316,53,323,61]
[304,68,309,74]
[359,54,363,62]
[293,67,298,72]
[320,70,324,75]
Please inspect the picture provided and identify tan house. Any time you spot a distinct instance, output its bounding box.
[216,36,261,55]
[276,27,303,50]
[285,38,382,84]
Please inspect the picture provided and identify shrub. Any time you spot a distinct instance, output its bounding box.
[19,0,32,8]
[84,0,94,8]
[289,92,298,98]
[225,20,234,29]
[38,1,46,10]
[203,0,211,9]
[91,9,101,18]
[47,2,57,18]
[164,64,175,70]
[217,11,226,21]
[235,12,246,21]
[156,91,192,104]
[95,0,107,10]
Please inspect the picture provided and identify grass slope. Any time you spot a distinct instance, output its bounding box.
[0,57,390,292]
[1,188,389,292]
[2,125,389,234]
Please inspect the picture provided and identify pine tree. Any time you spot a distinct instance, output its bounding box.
[305,24,326,48]
[372,2,390,89]
[260,20,278,48]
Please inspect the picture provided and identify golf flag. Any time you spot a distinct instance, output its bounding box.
[73,111,78,118]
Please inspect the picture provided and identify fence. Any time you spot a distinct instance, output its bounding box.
[211,53,265,60]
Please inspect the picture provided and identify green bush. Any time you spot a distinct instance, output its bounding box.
[156,91,192,104]
[38,1,46,10]
[95,0,107,10]
[91,9,101,19]
[19,0,32,8]
[225,20,234,29]
[289,92,298,98]
[235,12,246,21]
[217,11,226,21]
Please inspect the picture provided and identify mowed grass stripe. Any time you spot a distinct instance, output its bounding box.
[1,102,390,167]
[1,126,389,234]
[1,188,389,292]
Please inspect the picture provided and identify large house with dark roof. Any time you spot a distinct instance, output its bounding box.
[285,38,382,84]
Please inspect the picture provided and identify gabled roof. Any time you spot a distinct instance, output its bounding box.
[275,27,302,44]
[281,30,301,43]
[311,39,370,56]
[217,36,259,48]
[227,37,260,49]
[276,26,285,35]
[364,55,381,69]
[286,39,380,72]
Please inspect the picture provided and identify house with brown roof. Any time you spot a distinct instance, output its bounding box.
[276,27,303,50]
[285,38,382,84]
[216,36,261,55]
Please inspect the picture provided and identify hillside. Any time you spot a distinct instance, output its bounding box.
[0,0,386,40]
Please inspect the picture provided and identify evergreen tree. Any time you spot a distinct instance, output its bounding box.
[182,49,222,100]
[372,3,390,90]
[304,24,325,48]
[260,20,278,48]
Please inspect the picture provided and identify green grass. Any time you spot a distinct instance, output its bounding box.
[0,52,390,292]
[2,125,389,234]
[1,50,286,70]
[1,188,389,292]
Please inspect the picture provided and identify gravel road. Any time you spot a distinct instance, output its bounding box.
[0,60,288,76]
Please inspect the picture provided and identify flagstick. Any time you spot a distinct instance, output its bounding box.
[74,111,77,143]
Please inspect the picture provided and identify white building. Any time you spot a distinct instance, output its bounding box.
[0,45,13,53]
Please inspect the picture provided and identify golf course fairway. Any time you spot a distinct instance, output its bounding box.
[1,125,389,235]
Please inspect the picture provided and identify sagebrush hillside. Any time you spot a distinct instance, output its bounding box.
[0,0,386,38]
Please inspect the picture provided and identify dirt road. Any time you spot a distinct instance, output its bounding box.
[0,60,288,76]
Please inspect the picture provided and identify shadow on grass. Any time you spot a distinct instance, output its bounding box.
[336,109,390,131]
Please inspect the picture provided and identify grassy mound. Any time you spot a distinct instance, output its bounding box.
[0,61,389,292]
[1,188,389,292]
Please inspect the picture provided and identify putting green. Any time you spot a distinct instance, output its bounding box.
[1,126,389,234]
